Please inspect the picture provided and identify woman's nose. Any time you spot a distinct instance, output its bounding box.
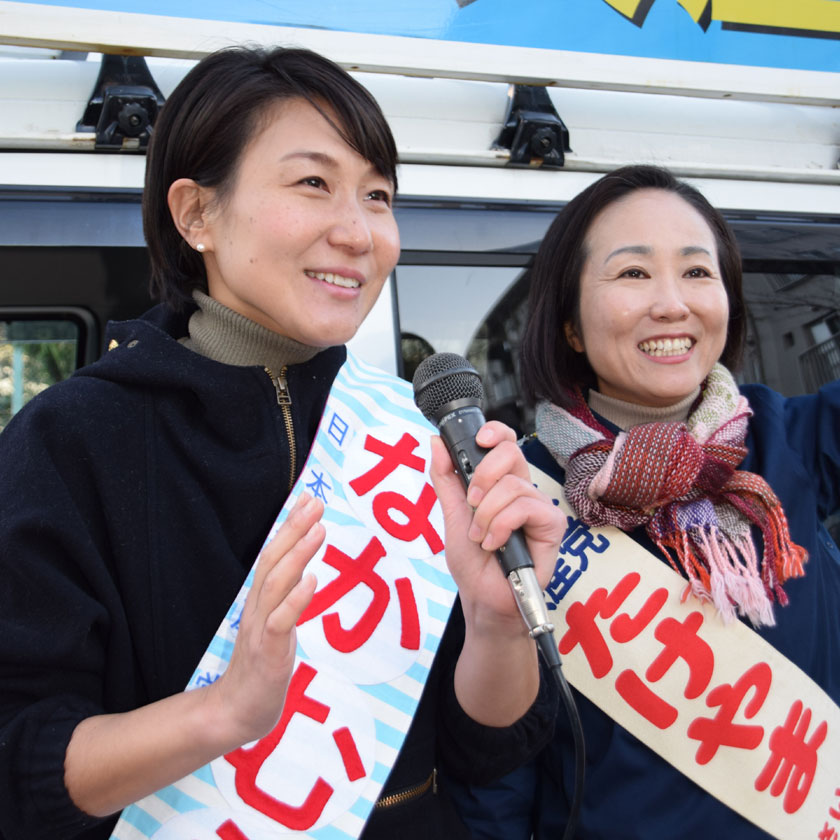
[327,200,374,253]
[649,276,690,321]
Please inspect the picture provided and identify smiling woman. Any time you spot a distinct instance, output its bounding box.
[454,164,840,840]
[0,45,563,840]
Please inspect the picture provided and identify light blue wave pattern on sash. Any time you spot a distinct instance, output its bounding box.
[359,681,418,716]
[310,824,357,840]
[110,351,456,840]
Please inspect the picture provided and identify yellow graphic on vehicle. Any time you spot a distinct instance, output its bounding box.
[603,0,840,36]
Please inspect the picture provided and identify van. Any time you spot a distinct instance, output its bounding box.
[1,0,839,436]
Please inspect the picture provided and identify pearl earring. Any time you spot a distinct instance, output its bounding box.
[196,243,206,253]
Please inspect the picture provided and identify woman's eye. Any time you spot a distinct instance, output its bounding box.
[300,176,327,189]
[366,189,392,206]
[686,267,711,278]
[620,268,645,279]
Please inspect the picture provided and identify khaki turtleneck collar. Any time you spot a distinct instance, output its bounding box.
[180,290,321,370]
[587,387,700,431]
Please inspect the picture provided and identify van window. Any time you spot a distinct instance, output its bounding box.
[395,265,521,357]
[742,271,840,395]
[395,264,530,429]
[0,317,82,432]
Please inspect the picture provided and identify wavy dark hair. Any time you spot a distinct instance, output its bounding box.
[143,45,398,309]
[519,164,745,407]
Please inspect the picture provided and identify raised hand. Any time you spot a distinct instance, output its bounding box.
[206,492,324,746]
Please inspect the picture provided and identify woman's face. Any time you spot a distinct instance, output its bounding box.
[566,188,729,407]
[198,98,400,347]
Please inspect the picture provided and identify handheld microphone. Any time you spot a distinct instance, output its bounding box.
[412,352,555,645]
[413,353,584,839]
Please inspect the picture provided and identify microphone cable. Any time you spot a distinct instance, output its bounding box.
[535,632,585,840]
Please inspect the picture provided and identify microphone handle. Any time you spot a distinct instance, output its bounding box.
[436,403,555,640]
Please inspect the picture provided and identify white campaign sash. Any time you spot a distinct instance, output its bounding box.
[530,464,840,840]
[112,352,455,840]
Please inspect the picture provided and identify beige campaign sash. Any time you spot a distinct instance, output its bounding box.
[530,464,840,840]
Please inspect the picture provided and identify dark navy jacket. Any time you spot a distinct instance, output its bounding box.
[0,305,556,840]
[453,381,840,840]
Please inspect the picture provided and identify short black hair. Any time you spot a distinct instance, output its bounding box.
[520,164,745,406]
[143,45,398,309]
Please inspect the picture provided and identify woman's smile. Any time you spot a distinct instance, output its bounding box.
[304,268,363,289]
[637,335,694,358]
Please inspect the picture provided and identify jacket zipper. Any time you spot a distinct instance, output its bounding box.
[265,366,296,493]
[373,769,437,810]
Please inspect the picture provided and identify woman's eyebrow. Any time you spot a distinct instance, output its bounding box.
[604,244,713,261]
[277,150,389,183]
[279,150,339,167]
[605,245,651,261]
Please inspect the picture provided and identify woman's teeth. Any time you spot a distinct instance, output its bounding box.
[305,270,360,289]
[639,337,692,357]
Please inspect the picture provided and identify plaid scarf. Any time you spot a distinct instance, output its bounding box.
[535,364,807,627]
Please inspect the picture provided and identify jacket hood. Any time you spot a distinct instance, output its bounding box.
[78,303,345,394]
[73,303,347,445]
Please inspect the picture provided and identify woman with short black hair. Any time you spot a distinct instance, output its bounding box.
[0,45,563,840]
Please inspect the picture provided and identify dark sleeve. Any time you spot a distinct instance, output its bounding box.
[744,379,840,520]
[435,600,559,785]
[444,762,539,840]
[0,398,122,840]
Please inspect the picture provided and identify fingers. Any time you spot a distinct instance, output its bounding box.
[429,420,542,550]
[248,493,325,621]
[467,479,564,593]
[263,570,318,641]
[465,424,529,507]
[429,435,469,512]
[251,494,322,586]
[429,420,522,508]
[213,495,326,745]
[469,475,557,552]
[258,524,324,626]
[473,419,518,449]
[440,421,564,556]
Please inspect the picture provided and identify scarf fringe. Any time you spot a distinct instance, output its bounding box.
[656,526,775,627]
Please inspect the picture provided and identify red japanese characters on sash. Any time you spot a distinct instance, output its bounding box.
[531,465,840,840]
[112,352,457,840]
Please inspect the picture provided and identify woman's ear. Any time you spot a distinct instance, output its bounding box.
[167,178,214,253]
[564,321,584,353]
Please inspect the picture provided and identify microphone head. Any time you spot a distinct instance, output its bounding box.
[412,352,484,422]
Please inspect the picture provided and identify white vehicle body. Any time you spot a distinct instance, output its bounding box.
[0,0,838,429]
